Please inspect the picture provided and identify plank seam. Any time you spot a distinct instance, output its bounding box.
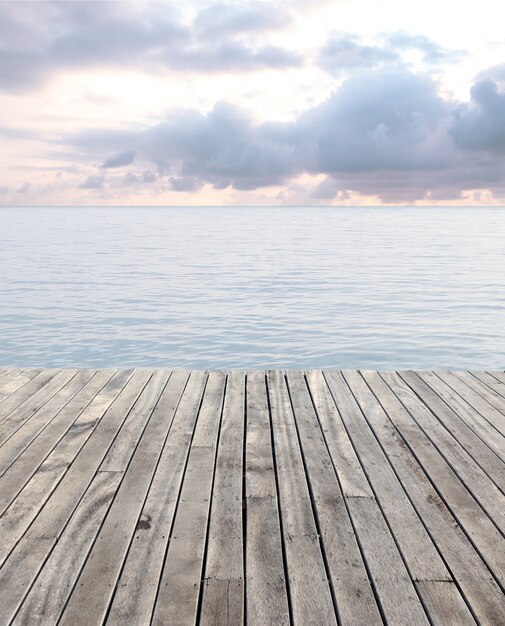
[194,373,228,625]
[265,373,294,626]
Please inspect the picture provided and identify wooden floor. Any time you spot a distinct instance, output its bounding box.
[0,369,504,625]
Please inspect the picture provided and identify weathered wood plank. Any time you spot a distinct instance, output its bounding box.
[200,370,246,625]
[244,370,290,626]
[0,367,502,626]
[453,371,505,415]
[0,370,79,444]
[399,371,505,492]
[267,370,337,626]
[0,373,135,556]
[12,471,122,625]
[325,371,433,625]
[99,370,171,471]
[471,371,505,399]
[286,370,382,626]
[436,371,505,437]
[305,370,373,498]
[106,370,204,625]
[415,581,477,626]
[364,371,505,588]
[59,371,189,626]
[0,369,60,419]
[342,372,505,624]
[415,371,505,462]
[0,369,21,388]
[0,369,97,474]
[0,370,41,404]
[0,370,129,516]
[325,370,450,582]
[151,371,227,626]
[0,370,150,622]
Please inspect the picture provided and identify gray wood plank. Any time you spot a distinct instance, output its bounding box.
[200,370,246,625]
[151,371,227,626]
[0,370,129,516]
[105,370,204,625]
[0,373,135,556]
[471,371,505,399]
[484,371,505,389]
[399,371,505,492]
[416,371,505,462]
[267,370,337,626]
[99,370,171,471]
[305,370,373,498]
[12,471,122,625]
[415,581,477,626]
[325,370,450,582]
[0,369,24,395]
[0,370,96,473]
[0,368,503,626]
[287,370,382,626]
[347,496,430,626]
[0,370,41,404]
[341,372,505,624]
[363,371,505,588]
[244,370,290,626]
[453,371,505,415]
[0,370,79,445]
[325,371,434,625]
[436,371,505,437]
[0,370,150,622]
[380,372,505,528]
[0,369,59,419]
[58,371,189,626]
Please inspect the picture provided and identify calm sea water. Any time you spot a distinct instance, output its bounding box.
[1,206,504,369]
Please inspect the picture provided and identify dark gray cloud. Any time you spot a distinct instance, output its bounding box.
[0,1,299,92]
[63,67,505,201]
[101,150,137,169]
[319,32,463,76]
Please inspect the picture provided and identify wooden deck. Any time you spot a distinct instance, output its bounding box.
[0,369,504,625]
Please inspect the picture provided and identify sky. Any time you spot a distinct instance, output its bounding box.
[1,0,505,206]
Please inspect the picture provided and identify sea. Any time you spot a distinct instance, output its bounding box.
[1,206,504,370]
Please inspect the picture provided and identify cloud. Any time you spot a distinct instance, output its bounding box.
[80,174,104,189]
[60,67,505,202]
[450,78,505,152]
[318,32,463,76]
[16,182,30,194]
[0,1,300,92]
[318,34,400,74]
[194,3,289,39]
[100,150,136,169]
[384,32,463,64]
[169,176,203,192]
